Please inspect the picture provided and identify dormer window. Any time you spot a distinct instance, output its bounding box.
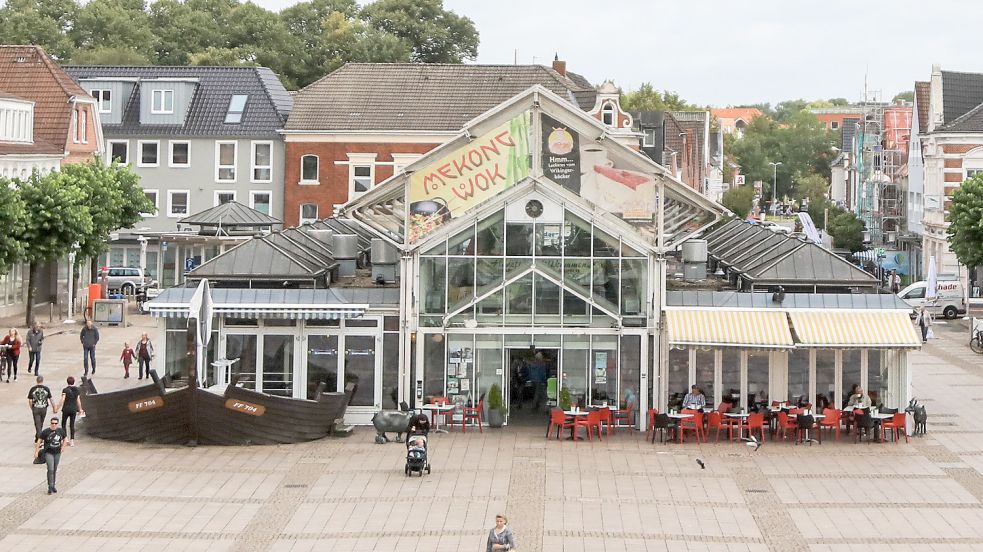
[90,89,111,113]
[151,89,174,114]
[225,94,248,124]
[601,102,616,126]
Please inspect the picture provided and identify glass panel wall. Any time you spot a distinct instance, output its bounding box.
[382,332,399,409]
[307,335,338,397]
[344,335,376,407]
[747,352,769,408]
[667,348,688,409]
[590,335,618,406]
[787,349,810,405]
[619,335,641,413]
[262,335,293,396]
[695,348,715,406]
[476,335,503,404]
[423,335,445,402]
[562,334,589,408]
[816,350,835,408]
[225,334,257,390]
[867,350,886,407]
[842,350,862,406]
[721,349,740,406]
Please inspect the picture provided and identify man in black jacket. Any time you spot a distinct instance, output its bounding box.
[79,320,99,377]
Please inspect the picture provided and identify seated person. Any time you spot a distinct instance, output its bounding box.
[845,387,872,410]
[681,385,706,410]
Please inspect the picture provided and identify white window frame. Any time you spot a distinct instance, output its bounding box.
[300,154,319,185]
[250,140,273,183]
[966,168,983,180]
[214,190,236,206]
[299,203,318,225]
[79,109,87,144]
[215,141,237,183]
[250,190,272,215]
[167,189,190,218]
[642,129,656,148]
[347,153,377,199]
[169,141,191,168]
[71,109,78,143]
[151,89,175,114]
[601,101,616,126]
[137,140,160,167]
[391,153,423,175]
[107,140,129,164]
[91,89,111,113]
[142,189,159,217]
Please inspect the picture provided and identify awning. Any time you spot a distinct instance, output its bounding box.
[788,310,921,348]
[146,288,368,320]
[148,305,366,320]
[665,309,794,348]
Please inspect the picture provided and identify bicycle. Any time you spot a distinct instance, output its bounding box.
[972,328,983,354]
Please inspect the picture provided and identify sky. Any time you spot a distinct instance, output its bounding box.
[257,0,978,105]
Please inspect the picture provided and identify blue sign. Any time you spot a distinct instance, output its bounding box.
[184,256,201,272]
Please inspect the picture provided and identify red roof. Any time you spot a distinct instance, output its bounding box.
[710,107,763,122]
[0,45,90,154]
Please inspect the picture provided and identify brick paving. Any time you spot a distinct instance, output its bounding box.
[0,307,979,550]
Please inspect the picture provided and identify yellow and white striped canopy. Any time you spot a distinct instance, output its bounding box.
[788,310,922,348]
[665,309,794,348]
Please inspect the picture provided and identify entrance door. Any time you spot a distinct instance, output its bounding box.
[342,334,381,423]
[505,348,558,425]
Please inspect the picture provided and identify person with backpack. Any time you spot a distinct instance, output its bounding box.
[136,333,154,380]
[35,417,67,494]
[27,376,55,440]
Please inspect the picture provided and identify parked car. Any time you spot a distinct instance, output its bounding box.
[898,279,966,319]
[100,267,153,295]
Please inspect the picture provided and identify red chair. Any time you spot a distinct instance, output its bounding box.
[745,413,766,442]
[612,403,636,432]
[819,408,841,441]
[881,412,908,443]
[574,410,603,441]
[645,408,659,441]
[776,411,798,441]
[547,408,574,440]
[461,400,483,433]
[432,396,455,429]
[596,407,614,435]
[706,411,726,442]
[678,410,704,443]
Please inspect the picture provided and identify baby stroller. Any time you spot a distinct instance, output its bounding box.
[404,413,431,476]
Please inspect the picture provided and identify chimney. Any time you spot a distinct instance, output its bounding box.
[552,53,566,77]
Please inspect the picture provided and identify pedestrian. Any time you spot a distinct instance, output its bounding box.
[136,332,155,380]
[888,269,901,293]
[59,377,83,447]
[120,342,135,379]
[27,376,54,440]
[34,417,67,495]
[486,514,517,552]
[915,305,933,343]
[26,322,43,376]
[80,319,100,377]
[1,328,22,382]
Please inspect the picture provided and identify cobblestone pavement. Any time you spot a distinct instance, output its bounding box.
[0,307,980,551]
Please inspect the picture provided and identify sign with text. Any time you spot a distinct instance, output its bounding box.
[224,398,266,417]
[127,396,164,413]
[542,114,580,187]
[407,111,531,242]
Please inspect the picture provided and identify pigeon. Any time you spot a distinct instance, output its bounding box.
[696,458,705,470]
[741,436,761,451]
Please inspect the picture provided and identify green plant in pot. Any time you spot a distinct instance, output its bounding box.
[487,383,506,428]
[559,385,572,411]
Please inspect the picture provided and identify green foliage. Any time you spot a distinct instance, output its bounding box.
[559,385,571,411]
[0,0,78,59]
[721,185,755,217]
[361,0,478,64]
[16,171,92,265]
[72,46,153,65]
[487,383,504,414]
[795,173,830,203]
[893,90,915,103]
[73,0,158,60]
[621,83,698,112]
[807,198,831,230]
[947,173,983,268]
[827,209,865,252]
[0,179,27,273]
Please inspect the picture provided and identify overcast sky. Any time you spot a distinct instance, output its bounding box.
[270,0,979,105]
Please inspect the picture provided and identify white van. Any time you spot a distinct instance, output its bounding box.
[898,279,966,319]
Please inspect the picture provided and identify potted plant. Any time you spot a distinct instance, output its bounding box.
[559,385,572,412]
[487,383,506,428]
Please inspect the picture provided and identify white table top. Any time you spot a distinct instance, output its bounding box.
[724,412,751,418]
[666,413,694,419]
[420,404,456,412]
[870,413,894,420]
[564,410,589,416]
[790,413,825,419]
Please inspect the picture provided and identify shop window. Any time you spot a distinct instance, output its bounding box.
[747,352,769,407]
[788,349,810,405]
[619,335,642,413]
[306,319,340,327]
[345,319,377,327]
[505,223,533,256]
[562,335,589,407]
[307,334,338,397]
[667,348,689,408]
[263,335,294,396]
[475,335,503,405]
[383,316,400,331]
[225,334,257,390]
[816,350,835,408]
[593,259,620,308]
[590,336,618,406]
[867,350,886,407]
[345,335,376,406]
[621,259,646,315]
[382,333,399,409]
[721,349,740,406]
[842,349,862,407]
[265,319,296,327]
[535,223,562,256]
[420,257,446,314]
[695,348,715,406]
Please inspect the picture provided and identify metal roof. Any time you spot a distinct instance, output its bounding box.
[187,234,329,281]
[64,65,291,138]
[332,287,401,306]
[153,287,357,305]
[178,201,282,228]
[147,287,369,319]
[940,70,983,126]
[666,291,912,310]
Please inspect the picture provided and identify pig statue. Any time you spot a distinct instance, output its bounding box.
[372,410,413,444]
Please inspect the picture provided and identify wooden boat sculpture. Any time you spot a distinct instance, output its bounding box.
[80,371,355,446]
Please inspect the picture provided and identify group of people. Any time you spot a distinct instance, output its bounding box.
[0,322,45,382]
[29,375,83,495]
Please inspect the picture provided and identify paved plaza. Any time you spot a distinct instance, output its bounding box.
[0,309,979,551]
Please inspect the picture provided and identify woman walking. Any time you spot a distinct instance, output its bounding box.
[486,514,517,552]
[915,306,933,343]
[136,333,154,380]
[60,377,84,446]
[1,328,22,382]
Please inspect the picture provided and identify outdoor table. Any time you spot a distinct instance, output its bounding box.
[564,410,589,440]
[419,403,456,434]
[665,412,695,443]
[869,412,893,441]
[790,413,825,442]
[724,412,751,440]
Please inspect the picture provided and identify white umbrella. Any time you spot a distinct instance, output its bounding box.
[926,256,938,300]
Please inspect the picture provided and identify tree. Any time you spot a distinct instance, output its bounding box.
[0,179,27,273]
[73,0,157,60]
[795,173,830,203]
[361,0,478,64]
[893,90,915,104]
[621,83,697,112]
[72,46,152,65]
[16,171,93,326]
[0,0,78,60]
[947,173,983,268]
[721,185,755,218]
[149,0,225,65]
[827,209,865,252]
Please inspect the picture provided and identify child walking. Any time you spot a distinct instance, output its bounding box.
[120,342,135,378]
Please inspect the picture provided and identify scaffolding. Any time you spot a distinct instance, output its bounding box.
[855,90,909,245]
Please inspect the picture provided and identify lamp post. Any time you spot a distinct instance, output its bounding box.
[768,161,783,216]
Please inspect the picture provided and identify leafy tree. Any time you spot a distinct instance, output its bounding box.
[827,209,865,252]
[72,46,153,65]
[73,0,157,60]
[721,185,755,218]
[149,0,225,65]
[773,99,809,123]
[0,179,27,273]
[621,83,697,112]
[947,173,983,268]
[361,0,478,64]
[893,90,915,103]
[795,173,830,203]
[15,172,93,326]
[0,0,78,59]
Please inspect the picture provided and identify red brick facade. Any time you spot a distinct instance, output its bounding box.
[283,141,440,226]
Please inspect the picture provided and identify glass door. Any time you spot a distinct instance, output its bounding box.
[262,335,294,397]
[306,334,338,399]
[342,335,378,408]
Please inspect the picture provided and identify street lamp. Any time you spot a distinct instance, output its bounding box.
[768,161,783,216]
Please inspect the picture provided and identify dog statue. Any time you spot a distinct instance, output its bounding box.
[905,398,928,436]
[371,410,414,444]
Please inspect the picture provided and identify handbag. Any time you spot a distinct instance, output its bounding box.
[33,452,45,465]
[926,328,935,340]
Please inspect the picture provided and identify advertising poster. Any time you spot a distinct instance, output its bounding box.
[407,112,531,243]
[542,114,580,188]
[594,351,608,384]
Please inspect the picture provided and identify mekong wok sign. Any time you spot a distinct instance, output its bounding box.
[407,112,530,242]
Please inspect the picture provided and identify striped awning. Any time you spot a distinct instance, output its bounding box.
[788,310,922,348]
[146,287,369,320]
[149,306,365,320]
[665,309,794,348]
